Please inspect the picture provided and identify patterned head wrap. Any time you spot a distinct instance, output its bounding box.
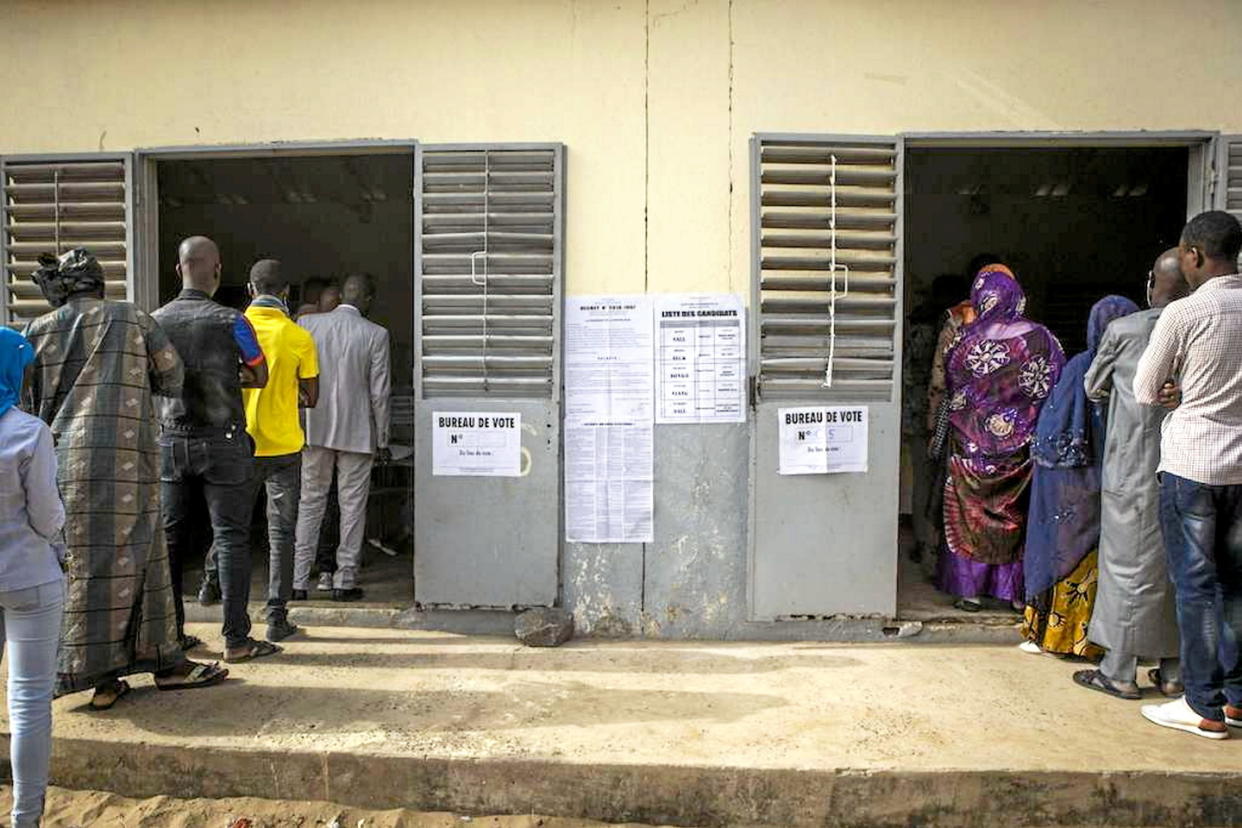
[969,264,1024,323]
[30,248,105,308]
[1086,294,1138,353]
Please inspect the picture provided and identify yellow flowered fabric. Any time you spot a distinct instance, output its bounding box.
[1022,550,1103,658]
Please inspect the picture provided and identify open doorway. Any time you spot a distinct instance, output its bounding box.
[155,151,416,607]
[897,143,1191,622]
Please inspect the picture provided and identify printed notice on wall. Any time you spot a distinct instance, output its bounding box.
[432,412,523,476]
[564,295,655,543]
[655,293,745,424]
[778,406,869,475]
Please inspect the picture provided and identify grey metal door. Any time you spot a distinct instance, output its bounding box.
[413,144,564,608]
[0,154,134,327]
[747,135,903,619]
[1217,135,1242,225]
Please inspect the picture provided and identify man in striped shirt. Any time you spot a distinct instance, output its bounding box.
[1134,210,1242,740]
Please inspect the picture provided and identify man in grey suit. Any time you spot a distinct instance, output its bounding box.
[292,273,391,601]
[1073,248,1188,699]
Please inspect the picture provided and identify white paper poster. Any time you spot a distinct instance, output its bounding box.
[655,293,746,424]
[778,406,869,475]
[432,411,522,477]
[564,295,655,543]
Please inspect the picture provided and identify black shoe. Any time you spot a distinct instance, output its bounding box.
[198,578,221,607]
[266,619,300,643]
[291,589,308,601]
[332,587,364,602]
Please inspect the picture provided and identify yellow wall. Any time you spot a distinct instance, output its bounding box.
[3,0,1241,298]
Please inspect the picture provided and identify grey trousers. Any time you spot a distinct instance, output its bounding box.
[1100,649,1181,686]
[250,453,301,621]
[294,446,373,590]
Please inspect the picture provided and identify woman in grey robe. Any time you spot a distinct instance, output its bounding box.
[1074,251,1187,699]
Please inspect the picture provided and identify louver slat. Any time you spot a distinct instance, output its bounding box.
[756,138,900,401]
[417,148,561,398]
[1,158,131,327]
[1222,137,1242,230]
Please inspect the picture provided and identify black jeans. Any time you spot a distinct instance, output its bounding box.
[1159,472,1242,721]
[161,426,256,649]
[251,453,301,621]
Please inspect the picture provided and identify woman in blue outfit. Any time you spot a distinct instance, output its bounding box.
[0,327,66,826]
[1020,296,1138,657]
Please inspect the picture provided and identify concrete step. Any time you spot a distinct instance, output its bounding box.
[185,602,1024,645]
[8,624,1237,827]
[32,738,1241,827]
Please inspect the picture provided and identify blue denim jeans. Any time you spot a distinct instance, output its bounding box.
[0,578,65,827]
[1159,472,1242,721]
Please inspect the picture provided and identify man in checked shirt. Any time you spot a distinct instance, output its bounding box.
[1134,210,1242,740]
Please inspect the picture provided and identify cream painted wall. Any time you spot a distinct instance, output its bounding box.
[3,0,1241,299]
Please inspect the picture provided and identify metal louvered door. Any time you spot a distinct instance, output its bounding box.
[748,135,902,619]
[1,155,132,327]
[1218,136,1242,232]
[413,144,563,608]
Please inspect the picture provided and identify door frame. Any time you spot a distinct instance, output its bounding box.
[747,128,1219,622]
[892,130,1215,618]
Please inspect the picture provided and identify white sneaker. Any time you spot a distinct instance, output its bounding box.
[368,537,399,557]
[316,572,334,591]
[1018,641,1042,655]
[1141,697,1230,740]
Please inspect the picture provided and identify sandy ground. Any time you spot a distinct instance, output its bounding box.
[0,786,669,828]
[4,623,1242,774]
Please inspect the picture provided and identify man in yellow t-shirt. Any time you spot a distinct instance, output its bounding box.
[243,259,319,643]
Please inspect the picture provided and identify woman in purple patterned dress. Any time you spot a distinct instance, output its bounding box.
[938,265,1065,612]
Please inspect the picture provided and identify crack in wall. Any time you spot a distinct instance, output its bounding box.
[727,0,734,295]
[641,0,651,613]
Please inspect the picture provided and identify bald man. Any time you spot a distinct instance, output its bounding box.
[153,236,280,663]
[1073,249,1189,700]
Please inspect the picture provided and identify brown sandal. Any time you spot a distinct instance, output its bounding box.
[224,638,282,664]
[154,660,229,691]
[90,679,130,711]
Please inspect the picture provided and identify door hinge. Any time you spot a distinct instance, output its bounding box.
[748,374,760,408]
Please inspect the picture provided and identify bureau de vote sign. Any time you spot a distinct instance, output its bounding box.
[777,406,868,475]
[432,412,522,477]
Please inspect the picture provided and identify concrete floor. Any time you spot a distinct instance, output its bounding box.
[23,623,1238,775]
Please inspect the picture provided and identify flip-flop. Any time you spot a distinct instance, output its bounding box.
[954,598,982,613]
[1073,669,1142,700]
[90,679,130,711]
[224,639,282,664]
[155,661,229,691]
[179,634,203,652]
[1148,668,1184,698]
